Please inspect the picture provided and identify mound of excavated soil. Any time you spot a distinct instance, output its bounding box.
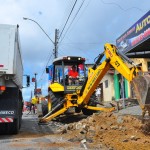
[58,112,150,150]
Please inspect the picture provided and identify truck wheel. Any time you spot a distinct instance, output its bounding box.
[8,118,19,134]
[0,124,6,134]
[19,108,22,129]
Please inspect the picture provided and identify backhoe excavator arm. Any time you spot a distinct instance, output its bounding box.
[78,43,141,106]
[39,43,150,123]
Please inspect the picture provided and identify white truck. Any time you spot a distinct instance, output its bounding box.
[0,24,29,134]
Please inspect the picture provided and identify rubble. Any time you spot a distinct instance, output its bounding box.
[58,112,150,150]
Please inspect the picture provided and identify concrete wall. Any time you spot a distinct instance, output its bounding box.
[130,58,150,71]
[101,73,114,102]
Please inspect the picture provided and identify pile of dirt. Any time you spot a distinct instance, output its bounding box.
[58,112,150,150]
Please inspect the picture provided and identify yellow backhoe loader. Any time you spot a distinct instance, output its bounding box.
[39,43,150,123]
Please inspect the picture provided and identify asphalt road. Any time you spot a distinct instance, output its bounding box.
[0,105,144,150]
[0,111,86,150]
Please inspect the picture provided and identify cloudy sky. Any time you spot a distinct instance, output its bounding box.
[0,0,149,101]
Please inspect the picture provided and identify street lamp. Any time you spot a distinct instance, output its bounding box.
[23,17,59,58]
[23,17,54,45]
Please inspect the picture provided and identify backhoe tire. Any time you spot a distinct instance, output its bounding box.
[41,90,63,116]
[41,100,48,116]
[75,107,81,113]
[82,94,97,116]
[82,108,96,116]
[49,90,63,108]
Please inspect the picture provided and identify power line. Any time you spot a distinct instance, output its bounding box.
[38,53,53,82]
[59,0,78,40]
[58,48,67,56]
[59,0,75,32]
[59,40,94,61]
[100,0,144,12]
[61,42,100,45]
[59,0,86,44]
[38,48,67,83]
[60,0,91,39]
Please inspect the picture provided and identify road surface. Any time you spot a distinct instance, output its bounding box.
[0,106,149,150]
[0,112,86,150]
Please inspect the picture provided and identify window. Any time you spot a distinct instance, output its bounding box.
[148,62,150,71]
[105,80,108,88]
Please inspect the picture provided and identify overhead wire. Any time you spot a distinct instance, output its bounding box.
[38,52,53,83]
[58,44,75,56]
[59,0,86,44]
[58,0,95,60]
[36,0,77,86]
[37,0,145,93]
[61,0,91,38]
[58,0,92,61]
[59,0,75,33]
[58,48,67,56]
[100,0,144,12]
[35,1,77,85]
[59,39,94,61]
[59,0,78,41]
[29,1,89,95]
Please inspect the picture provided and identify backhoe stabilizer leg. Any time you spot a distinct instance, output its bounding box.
[39,99,67,123]
[85,105,115,112]
[39,107,68,123]
[39,99,76,123]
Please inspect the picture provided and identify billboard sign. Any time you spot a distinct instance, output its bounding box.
[116,10,150,54]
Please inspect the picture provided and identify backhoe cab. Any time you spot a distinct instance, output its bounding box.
[48,56,86,93]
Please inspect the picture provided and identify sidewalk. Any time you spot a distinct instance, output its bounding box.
[116,105,142,116]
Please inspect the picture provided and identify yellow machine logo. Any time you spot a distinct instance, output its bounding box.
[67,86,82,90]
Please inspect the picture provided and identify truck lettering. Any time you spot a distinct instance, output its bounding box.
[0,111,15,115]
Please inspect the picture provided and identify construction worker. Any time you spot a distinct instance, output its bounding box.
[29,95,39,114]
[68,65,79,85]
[96,86,101,102]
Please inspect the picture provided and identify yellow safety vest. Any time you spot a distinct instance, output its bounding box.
[31,97,38,104]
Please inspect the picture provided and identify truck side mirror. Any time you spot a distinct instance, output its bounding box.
[46,67,49,74]
[27,75,30,87]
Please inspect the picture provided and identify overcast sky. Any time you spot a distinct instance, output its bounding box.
[0,0,149,101]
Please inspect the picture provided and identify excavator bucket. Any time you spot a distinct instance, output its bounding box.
[131,75,150,110]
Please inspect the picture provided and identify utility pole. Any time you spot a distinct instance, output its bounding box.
[34,73,37,96]
[121,75,125,109]
[53,29,59,59]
